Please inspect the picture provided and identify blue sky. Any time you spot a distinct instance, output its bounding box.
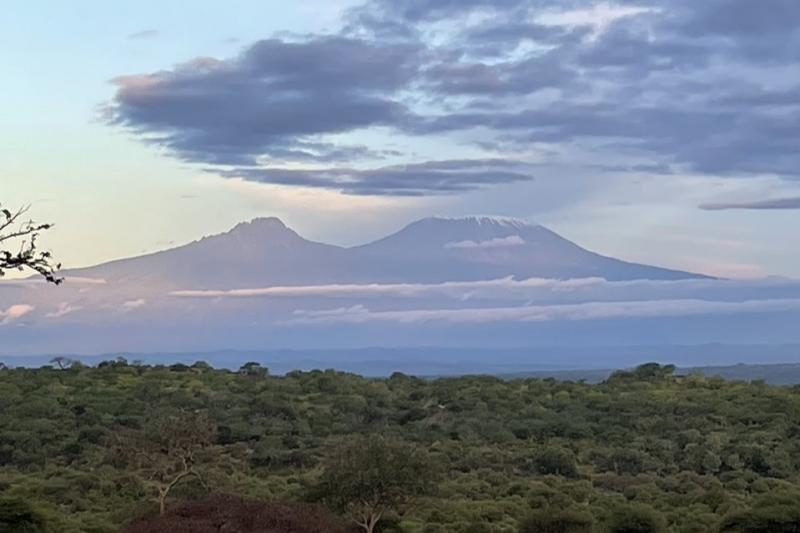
[3,0,799,277]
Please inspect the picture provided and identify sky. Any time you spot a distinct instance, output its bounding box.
[3,0,799,278]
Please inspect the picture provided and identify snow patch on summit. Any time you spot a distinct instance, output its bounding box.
[445,235,526,249]
[427,215,536,230]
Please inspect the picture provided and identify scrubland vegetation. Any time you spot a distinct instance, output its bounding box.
[1,360,799,532]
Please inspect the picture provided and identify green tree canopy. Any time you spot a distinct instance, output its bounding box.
[518,506,594,533]
[315,436,438,533]
[719,492,800,533]
[605,503,666,533]
[0,495,46,533]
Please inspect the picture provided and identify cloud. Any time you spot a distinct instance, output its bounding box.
[293,304,369,318]
[170,276,607,299]
[121,299,147,311]
[288,298,800,325]
[107,0,800,198]
[170,276,800,304]
[0,304,35,325]
[0,276,106,289]
[700,197,800,211]
[445,235,525,249]
[421,51,577,96]
[351,0,800,177]
[45,302,83,319]
[128,29,159,40]
[107,36,420,166]
[68,277,107,284]
[220,159,532,196]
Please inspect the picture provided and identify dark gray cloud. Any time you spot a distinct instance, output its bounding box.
[413,78,799,178]
[348,0,800,177]
[422,50,576,96]
[700,197,800,211]
[109,0,800,196]
[343,0,523,36]
[591,163,675,175]
[108,36,421,166]
[673,0,800,61]
[219,158,532,196]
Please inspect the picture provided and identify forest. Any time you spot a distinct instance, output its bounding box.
[1,359,799,532]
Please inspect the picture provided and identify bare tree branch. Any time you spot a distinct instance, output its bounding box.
[0,202,62,284]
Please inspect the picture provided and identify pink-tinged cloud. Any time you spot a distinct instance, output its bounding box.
[45,302,83,319]
[0,304,35,325]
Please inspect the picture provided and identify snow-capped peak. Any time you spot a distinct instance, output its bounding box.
[422,215,537,229]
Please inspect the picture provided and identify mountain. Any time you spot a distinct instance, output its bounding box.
[353,216,705,282]
[65,215,707,287]
[65,217,350,288]
[18,214,796,359]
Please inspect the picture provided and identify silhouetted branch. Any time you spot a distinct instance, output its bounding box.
[0,203,62,284]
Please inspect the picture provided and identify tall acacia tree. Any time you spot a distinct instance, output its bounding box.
[0,203,61,284]
[110,410,220,515]
[316,437,438,533]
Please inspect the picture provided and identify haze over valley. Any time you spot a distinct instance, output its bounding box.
[3,216,798,370]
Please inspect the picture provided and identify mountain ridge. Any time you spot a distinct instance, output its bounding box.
[63,215,710,286]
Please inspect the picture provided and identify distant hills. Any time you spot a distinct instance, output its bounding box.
[500,363,800,386]
[4,348,800,384]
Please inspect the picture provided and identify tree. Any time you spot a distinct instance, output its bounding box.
[315,436,438,533]
[608,363,676,383]
[719,493,800,532]
[110,410,219,515]
[519,506,595,533]
[605,503,666,533]
[239,362,269,377]
[50,356,75,370]
[0,495,46,532]
[0,204,61,284]
[532,446,579,478]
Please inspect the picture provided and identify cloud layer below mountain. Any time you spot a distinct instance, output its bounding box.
[288,298,800,325]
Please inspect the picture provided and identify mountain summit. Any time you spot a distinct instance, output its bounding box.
[362,216,541,251]
[67,217,345,288]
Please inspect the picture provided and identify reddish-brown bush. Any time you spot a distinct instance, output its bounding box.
[121,494,348,533]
